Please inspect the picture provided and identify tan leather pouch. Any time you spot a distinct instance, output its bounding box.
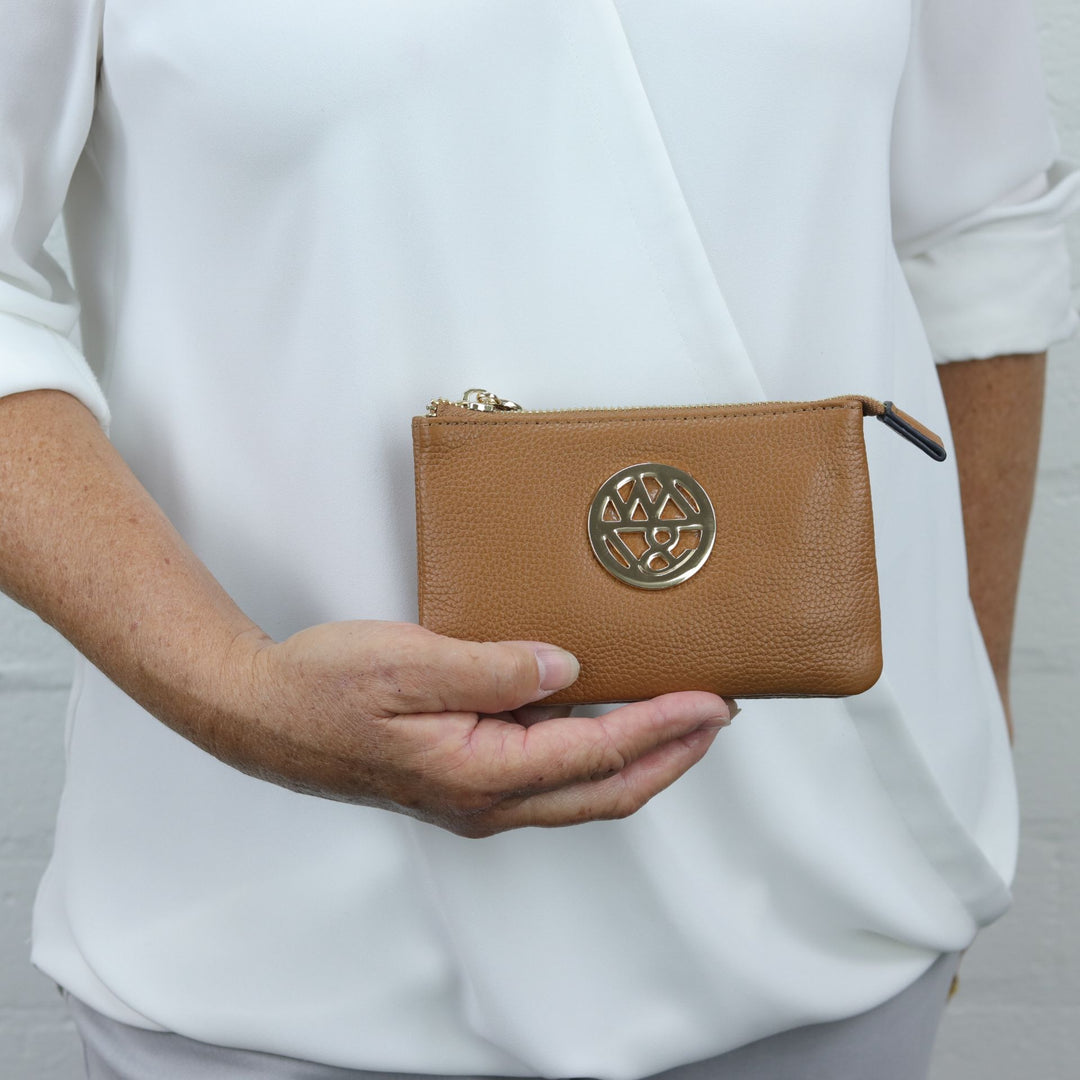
[413,390,944,705]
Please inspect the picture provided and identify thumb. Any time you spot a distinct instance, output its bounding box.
[527,644,582,702]
[369,627,580,716]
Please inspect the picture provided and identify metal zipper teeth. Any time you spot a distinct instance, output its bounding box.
[428,395,886,418]
[424,392,948,461]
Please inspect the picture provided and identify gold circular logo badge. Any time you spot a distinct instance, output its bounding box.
[588,463,716,589]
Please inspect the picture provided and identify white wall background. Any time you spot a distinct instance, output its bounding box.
[1,3,1078,1077]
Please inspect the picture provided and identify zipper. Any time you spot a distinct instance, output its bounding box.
[427,388,525,414]
[426,388,947,461]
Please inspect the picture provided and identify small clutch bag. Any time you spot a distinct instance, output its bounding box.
[412,389,945,705]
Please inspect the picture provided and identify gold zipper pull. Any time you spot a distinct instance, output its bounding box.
[427,388,523,416]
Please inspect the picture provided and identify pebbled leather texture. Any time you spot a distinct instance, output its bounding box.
[413,397,883,705]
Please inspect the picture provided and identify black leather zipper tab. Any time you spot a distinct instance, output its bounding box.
[878,401,947,461]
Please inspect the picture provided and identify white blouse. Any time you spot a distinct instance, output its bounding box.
[3,2,1078,1077]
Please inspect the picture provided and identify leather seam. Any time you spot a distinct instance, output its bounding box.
[412,425,430,624]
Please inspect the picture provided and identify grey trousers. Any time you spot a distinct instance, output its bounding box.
[67,953,960,1080]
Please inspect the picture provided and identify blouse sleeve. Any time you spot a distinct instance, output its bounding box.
[891,0,1080,363]
[0,0,109,425]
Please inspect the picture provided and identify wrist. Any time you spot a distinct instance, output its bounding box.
[148,620,277,765]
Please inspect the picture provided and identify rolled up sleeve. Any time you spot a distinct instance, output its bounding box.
[0,0,110,424]
[890,0,1080,363]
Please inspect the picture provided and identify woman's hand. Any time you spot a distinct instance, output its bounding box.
[0,391,731,836]
[213,621,732,836]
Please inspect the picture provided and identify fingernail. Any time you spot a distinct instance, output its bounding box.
[696,714,731,732]
[533,645,581,692]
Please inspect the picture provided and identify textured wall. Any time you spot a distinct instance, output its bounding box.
[1,3,1078,1077]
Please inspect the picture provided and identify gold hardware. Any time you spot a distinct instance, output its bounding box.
[427,388,523,416]
[588,463,716,589]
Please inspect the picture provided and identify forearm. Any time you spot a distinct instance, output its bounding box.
[0,388,727,831]
[0,389,266,745]
[936,352,1046,736]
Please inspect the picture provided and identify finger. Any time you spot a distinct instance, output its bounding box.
[363,625,580,716]
[516,701,735,730]
[460,691,730,796]
[458,722,722,836]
